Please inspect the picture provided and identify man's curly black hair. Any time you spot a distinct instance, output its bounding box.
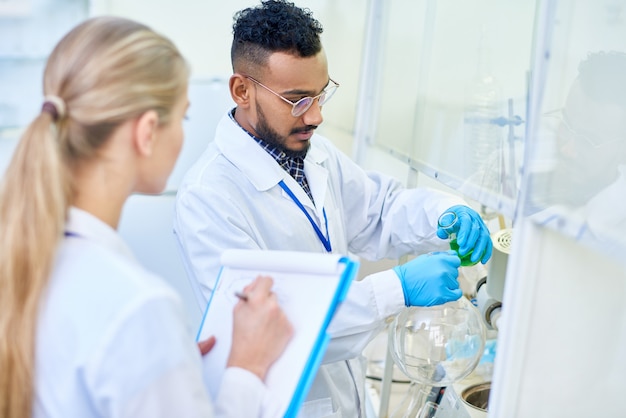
[231,0,324,73]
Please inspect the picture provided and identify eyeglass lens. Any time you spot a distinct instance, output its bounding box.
[291,83,338,116]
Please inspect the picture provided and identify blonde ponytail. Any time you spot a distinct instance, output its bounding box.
[0,16,188,417]
[0,110,70,417]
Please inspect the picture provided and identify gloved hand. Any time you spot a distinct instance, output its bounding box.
[436,205,493,264]
[393,251,462,307]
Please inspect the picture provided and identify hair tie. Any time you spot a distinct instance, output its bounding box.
[41,95,67,121]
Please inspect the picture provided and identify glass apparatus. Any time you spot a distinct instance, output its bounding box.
[388,297,486,417]
[437,211,478,266]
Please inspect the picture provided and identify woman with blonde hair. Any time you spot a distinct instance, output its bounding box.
[0,16,292,418]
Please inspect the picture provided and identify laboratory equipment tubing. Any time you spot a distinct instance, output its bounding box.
[392,251,462,307]
[436,205,493,265]
[416,401,440,418]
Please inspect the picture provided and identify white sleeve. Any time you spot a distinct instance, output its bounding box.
[122,365,215,418]
[321,138,466,259]
[85,293,215,418]
[214,368,268,418]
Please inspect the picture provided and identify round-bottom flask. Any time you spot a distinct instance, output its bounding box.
[388,298,486,417]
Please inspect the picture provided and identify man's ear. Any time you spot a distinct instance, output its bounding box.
[134,110,159,156]
[230,73,251,108]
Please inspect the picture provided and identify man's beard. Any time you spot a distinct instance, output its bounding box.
[255,103,313,158]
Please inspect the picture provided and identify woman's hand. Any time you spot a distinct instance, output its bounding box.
[226,275,294,381]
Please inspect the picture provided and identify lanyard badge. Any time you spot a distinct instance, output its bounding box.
[278,180,332,252]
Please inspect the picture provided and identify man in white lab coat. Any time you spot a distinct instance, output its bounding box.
[174,1,493,416]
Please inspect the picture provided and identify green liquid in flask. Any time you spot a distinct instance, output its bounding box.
[449,238,478,267]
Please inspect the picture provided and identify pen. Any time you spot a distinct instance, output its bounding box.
[234,291,248,302]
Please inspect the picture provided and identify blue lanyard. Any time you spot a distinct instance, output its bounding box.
[278,180,332,252]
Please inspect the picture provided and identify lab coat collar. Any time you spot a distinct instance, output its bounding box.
[303,153,328,212]
[214,112,330,211]
[65,207,136,261]
[215,113,285,192]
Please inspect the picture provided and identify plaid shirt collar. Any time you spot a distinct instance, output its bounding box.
[229,109,314,204]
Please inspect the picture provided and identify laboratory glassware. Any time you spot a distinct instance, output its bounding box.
[388,297,486,417]
[437,211,478,266]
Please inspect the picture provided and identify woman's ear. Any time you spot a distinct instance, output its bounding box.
[133,110,159,156]
[230,73,251,108]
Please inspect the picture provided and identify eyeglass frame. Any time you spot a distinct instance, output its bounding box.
[543,107,622,149]
[244,75,339,117]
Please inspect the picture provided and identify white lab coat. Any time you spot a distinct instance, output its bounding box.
[173,112,464,417]
[34,207,266,418]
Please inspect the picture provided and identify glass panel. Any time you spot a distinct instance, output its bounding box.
[522,0,626,264]
[374,0,536,216]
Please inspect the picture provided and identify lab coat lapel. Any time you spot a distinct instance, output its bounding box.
[214,113,321,219]
[214,113,285,191]
[304,146,329,219]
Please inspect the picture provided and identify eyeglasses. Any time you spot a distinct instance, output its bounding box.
[245,75,339,117]
[543,108,622,149]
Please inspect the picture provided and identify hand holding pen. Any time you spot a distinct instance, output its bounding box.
[227,275,293,381]
[234,291,249,302]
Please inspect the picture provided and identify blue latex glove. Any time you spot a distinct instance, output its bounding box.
[436,205,493,264]
[393,251,462,307]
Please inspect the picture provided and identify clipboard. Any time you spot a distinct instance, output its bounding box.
[196,249,358,417]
